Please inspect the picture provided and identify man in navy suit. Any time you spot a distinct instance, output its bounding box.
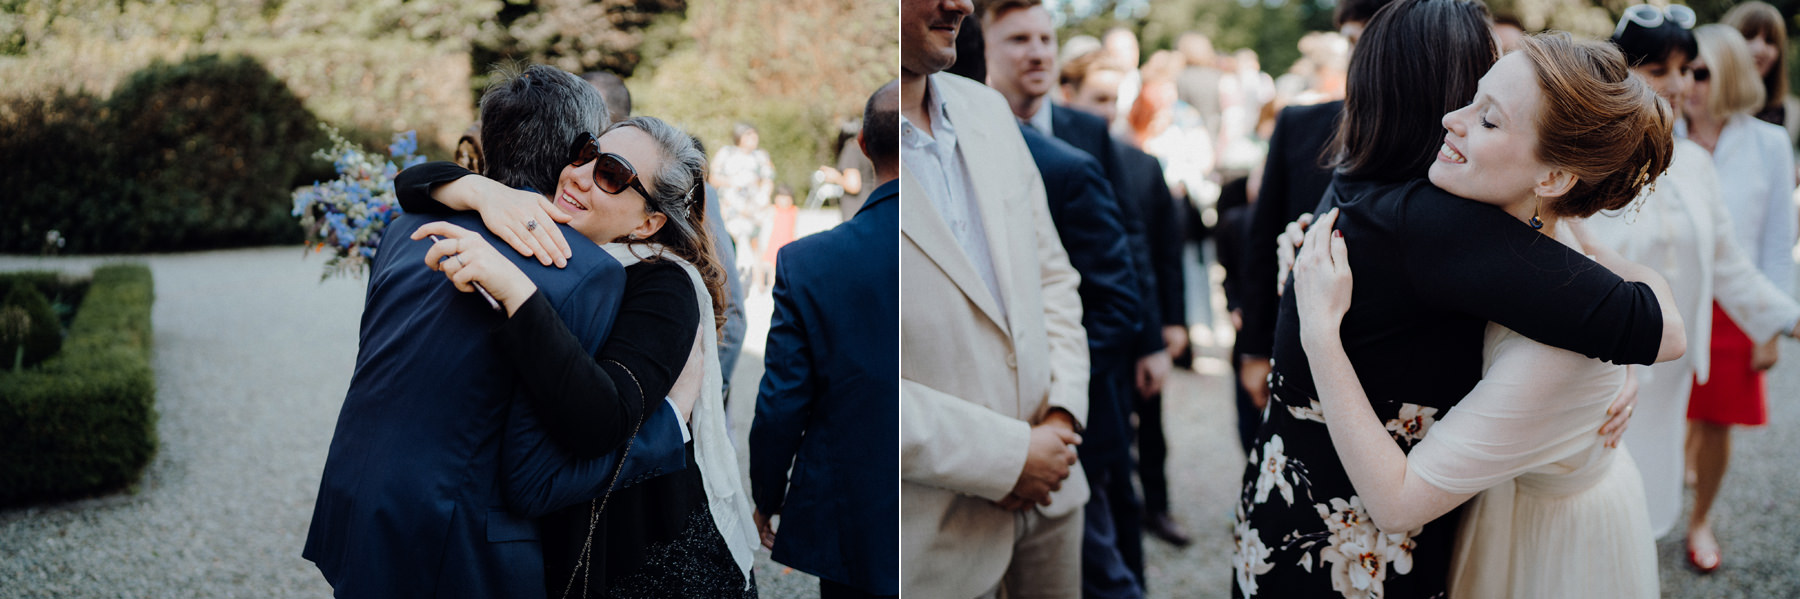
[976,2,1156,595]
[303,65,687,598]
[749,81,900,599]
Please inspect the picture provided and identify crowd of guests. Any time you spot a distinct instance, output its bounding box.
[902,0,1799,597]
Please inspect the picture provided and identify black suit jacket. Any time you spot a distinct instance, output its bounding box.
[1115,143,1186,329]
[1020,124,1141,468]
[1050,104,1165,357]
[1240,100,1342,358]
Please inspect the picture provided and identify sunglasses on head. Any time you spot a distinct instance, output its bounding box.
[567,131,657,209]
[1615,4,1697,39]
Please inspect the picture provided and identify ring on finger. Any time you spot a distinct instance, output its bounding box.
[526,219,538,231]
[453,253,466,268]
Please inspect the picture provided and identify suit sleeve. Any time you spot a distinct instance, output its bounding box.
[1705,154,1800,343]
[1239,111,1296,358]
[1755,133,1798,295]
[394,161,476,214]
[900,380,1033,501]
[1037,163,1093,426]
[749,253,815,515]
[1040,148,1141,357]
[494,266,700,515]
[1402,189,1663,365]
[1104,142,1165,357]
[1143,165,1187,327]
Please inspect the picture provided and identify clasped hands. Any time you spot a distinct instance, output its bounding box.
[996,410,1081,511]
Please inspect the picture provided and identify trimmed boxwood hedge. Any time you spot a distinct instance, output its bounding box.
[0,264,157,505]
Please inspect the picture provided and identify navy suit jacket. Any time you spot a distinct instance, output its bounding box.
[1020,124,1142,468]
[750,180,899,595]
[304,211,687,598]
[1051,104,1164,357]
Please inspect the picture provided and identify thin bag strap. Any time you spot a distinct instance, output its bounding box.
[560,359,648,599]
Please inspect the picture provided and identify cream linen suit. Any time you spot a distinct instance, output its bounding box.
[901,73,1092,598]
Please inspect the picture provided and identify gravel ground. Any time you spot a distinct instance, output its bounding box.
[1144,264,1800,597]
[0,208,840,599]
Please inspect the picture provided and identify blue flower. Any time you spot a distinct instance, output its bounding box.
[389,131,418,159]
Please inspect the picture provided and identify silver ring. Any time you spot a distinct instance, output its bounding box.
[453,254,466,268]
[526,219,538,231]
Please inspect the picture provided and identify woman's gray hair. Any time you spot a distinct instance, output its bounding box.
[611,115,729,331]
[613,116,705,242]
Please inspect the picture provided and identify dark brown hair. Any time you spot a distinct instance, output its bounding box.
[1327,0,1497,181]
[1521,32,1674,218]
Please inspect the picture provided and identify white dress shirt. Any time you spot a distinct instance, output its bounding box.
[1678,114,1799,294]
[900,74,1008,320]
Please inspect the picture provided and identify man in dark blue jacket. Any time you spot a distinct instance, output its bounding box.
[303,65,687,599]
[750,81,901,599]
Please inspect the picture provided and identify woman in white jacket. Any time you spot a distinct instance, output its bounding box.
[1595,15,1800,573]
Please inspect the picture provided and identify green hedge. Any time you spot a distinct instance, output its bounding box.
[0,36,472,253]
[0,54,325,253]
[0,264,157,505]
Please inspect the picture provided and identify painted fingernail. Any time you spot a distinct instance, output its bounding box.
[1334,230,1342,238]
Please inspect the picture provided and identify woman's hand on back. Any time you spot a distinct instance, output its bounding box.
[460,176,575,268]
[1293,208,1353,351]
[412,222,540,317]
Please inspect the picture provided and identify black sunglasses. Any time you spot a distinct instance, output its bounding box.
[567,131,657,209]
[1693,67,1710,82]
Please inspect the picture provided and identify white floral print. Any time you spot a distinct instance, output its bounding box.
[1384,403,1439,446]
[1288,398,1327,423]
[1312,496,1420,599]
[1254,435,1296,506]
[1234,506,1276,596]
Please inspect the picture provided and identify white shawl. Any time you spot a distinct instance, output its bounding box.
[602,242,758,588]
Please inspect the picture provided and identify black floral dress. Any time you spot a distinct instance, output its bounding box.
[1231,175,1666,598]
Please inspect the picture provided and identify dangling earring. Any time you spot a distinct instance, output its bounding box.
[1528,195,1544,230]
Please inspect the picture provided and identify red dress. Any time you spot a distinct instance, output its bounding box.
[1689,302,1769,426]
[762,204,798,266]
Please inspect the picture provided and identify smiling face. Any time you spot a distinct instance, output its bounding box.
[1429,52,1559,221]
[984,5,1058,105]
[554,126,668,244]
[902,0,973,77]
[1631,49,1694,108]
[1745,33,1779,78]
[1684,54,1711,121]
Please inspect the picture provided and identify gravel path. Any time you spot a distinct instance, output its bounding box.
[0,231,833,598]
[1145,283,1800,597]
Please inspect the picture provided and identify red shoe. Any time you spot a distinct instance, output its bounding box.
[1686,536,1721,574]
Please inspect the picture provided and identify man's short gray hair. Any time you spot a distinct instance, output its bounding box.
[478,64,609,195]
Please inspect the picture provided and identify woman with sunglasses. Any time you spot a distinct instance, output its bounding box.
[392,116,759,597]
[1591,11,1800,573]
[1672,23,1799,575]
[1232,1,1686,597]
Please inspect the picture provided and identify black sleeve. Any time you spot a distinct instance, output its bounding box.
[1104,142,1165,357]
[395,161,476,215]
[493,262,702,459]
[1238,114,1295,358]
[1142,170,1187,327]
[1401,187,1663,365]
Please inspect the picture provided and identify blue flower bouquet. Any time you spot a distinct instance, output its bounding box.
[292,126,428,280]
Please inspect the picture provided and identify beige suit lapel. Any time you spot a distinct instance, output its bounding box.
[941,89,1022,336]
[902,164,1010,334]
